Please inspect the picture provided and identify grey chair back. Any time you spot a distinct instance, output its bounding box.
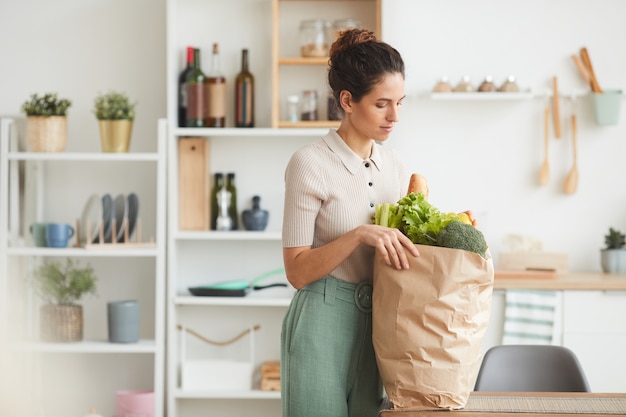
[474,345,591,392]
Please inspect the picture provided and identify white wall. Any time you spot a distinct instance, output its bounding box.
[383,0,626,271]
[3,0,623,270]
[0,0,166,150]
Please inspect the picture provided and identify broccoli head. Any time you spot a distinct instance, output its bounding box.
[435,221,487,258]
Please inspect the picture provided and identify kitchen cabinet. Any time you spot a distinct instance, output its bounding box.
[562,290,626,392]
[482,275,626,393]
[166,1,380,416]
[0,118,167,417]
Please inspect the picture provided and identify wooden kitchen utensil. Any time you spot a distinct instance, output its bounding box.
[552,76,561,138]
[572,53,591,84]
[539,102,550,185]
[563,111,578,194]
[580,47,603,93]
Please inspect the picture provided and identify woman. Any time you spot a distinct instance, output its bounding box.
[281,28,420,417]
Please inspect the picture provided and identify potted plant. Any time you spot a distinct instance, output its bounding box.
[32,258,98,342]
[600,227,626,274]
[21,92,72,152]
[93,91,136,152]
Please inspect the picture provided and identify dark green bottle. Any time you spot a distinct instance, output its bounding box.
[226,172,238,230]
[185,48,207,127]
[210,173,224,230]
[234,49,254,127]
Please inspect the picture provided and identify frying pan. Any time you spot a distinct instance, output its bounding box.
[188,268,288,297]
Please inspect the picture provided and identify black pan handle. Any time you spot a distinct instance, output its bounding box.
[252,283,288,290]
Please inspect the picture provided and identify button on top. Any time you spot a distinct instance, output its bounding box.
[365,162,370,168]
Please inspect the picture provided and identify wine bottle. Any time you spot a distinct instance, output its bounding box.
[235,49,254,127]
[226,172,238,230]
[210,173,224,230]
[206,43,226,127]
[185,48,207,127]
[178,46,195,127]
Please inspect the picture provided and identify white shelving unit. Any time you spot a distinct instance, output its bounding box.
[166,125,304,417]
[0,118,167,417]
[166,1,380,415]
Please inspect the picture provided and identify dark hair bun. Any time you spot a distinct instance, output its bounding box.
[329,28,377,59]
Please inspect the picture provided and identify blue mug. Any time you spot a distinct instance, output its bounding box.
[45,223,75,248]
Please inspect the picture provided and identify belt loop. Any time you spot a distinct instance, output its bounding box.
[324,277,336,305]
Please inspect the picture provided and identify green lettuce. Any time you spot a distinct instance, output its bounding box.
[374,192,459,245]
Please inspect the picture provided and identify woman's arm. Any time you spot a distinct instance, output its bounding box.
[283,223,419,289]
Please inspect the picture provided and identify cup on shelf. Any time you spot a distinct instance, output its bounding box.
[29,222,49,247]
[45,223,75,248]
[591,89,622,125]
[108,300,140,343]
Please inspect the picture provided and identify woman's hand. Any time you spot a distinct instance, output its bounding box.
[358,224,420,270]
[461,210,479,227]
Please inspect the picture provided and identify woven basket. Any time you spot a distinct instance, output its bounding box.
[26,116,68,152]
[40,304,83,342]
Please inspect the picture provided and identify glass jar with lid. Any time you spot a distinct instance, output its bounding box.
[301,90,319,121]
[286,95,300,122]
[499,75,520,92]
[332,18,360,41]
[453,75,475,93]
[299,19,331,57]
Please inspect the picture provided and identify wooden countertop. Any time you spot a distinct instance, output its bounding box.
[493,271,626,291]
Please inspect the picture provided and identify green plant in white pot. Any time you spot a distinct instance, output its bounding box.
[33,258,98,342]
[93,91,136,152]
[600,227,626,274]
[21,92,72,152]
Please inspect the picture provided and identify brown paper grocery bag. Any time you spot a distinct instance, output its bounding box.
[373,245,494,410]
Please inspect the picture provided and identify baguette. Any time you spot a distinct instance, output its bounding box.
[407,173,429,200]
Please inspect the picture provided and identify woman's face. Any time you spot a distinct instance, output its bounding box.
[344,72,405,142]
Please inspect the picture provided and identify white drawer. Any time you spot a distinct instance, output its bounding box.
[563,290,626,332]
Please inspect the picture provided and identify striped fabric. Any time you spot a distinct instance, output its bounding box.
[502,290,560,345]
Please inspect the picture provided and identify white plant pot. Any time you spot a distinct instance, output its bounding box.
[600,249,626,274]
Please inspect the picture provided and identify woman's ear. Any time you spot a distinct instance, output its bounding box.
[339,90,353,113]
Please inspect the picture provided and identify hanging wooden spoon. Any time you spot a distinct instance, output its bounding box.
[563,110,578,194]
[538,102,550,185]
[552,76,562,138]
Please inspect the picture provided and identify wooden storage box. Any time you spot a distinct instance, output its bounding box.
[178,138,210,230]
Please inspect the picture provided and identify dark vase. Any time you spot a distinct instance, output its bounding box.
[242,195,268,231]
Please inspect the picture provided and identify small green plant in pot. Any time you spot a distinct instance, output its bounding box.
[21,92,72,152]
[33,258,98,342]
[93,91,137,152]
[600,227,626,274]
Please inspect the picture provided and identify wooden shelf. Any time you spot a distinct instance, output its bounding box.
[278,57,328,65]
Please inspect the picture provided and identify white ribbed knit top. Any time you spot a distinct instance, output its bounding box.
[282,129,407,283]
